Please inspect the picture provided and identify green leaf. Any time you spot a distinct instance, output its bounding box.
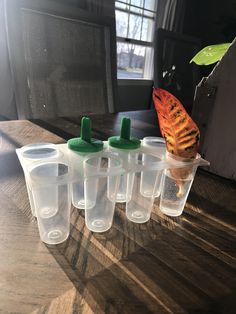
[190,43,231,65]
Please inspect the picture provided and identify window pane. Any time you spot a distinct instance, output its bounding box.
[115,11,128,38]
[117,42,152,79]
[115,2,127,9]
[128,14,142,40]
[130,0,143,14]
[116,0,129,4]
[130,0,144,7]
[129,6,142,14]
[115,0,157,79]
[141,17,154,41]
[144,0,156,10]
[144,11,155,18]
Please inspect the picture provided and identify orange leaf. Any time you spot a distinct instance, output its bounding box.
[153,88,200,159]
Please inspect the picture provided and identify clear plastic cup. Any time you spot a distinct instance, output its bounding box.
[68,150,101,209]
[126,152,163,223]
[30,161,71,244]
[67,117,104,209]
[16,143,59,217]
[108,117,141,203]
[69,151,84,208]
[68,151,87,209]
[159,152,209,217]
[140,137,166,198]
[84,153,123,232]
[142,137,166,154]
[108,148,138,202]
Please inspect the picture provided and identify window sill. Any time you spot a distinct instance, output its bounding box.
[117,79,153,86]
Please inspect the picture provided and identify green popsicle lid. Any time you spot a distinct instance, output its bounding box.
[108,117,141,150]
[67,117,103,153]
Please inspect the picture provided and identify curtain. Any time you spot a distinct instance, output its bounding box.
[156,0,186,32]
[1,0,116,119]
[0,0,17,119]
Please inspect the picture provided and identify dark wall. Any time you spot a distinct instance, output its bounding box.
[48,0,87,9]
[117,81,153,112]
[182,0,236,77]
[183,0,236,44]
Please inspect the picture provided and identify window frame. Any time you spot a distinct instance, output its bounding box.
[115,0,158,80]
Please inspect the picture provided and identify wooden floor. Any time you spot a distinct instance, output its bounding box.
[0,111,236,313]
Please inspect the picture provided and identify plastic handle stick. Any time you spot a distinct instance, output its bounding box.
[120,117,131,140]
[80,117,91,142]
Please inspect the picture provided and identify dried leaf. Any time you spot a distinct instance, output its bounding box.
[153,88,200,159]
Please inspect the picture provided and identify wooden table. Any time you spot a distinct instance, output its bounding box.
[0,110,236,314]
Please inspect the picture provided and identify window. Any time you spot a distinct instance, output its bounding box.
[115,0,157,79]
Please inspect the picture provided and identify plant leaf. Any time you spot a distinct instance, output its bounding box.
[153,88,200,158]
[190,43,231,65]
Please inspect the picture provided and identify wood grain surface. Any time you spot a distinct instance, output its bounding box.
[0,111,235,314]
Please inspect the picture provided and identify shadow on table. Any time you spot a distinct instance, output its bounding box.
[45,204,236,313]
